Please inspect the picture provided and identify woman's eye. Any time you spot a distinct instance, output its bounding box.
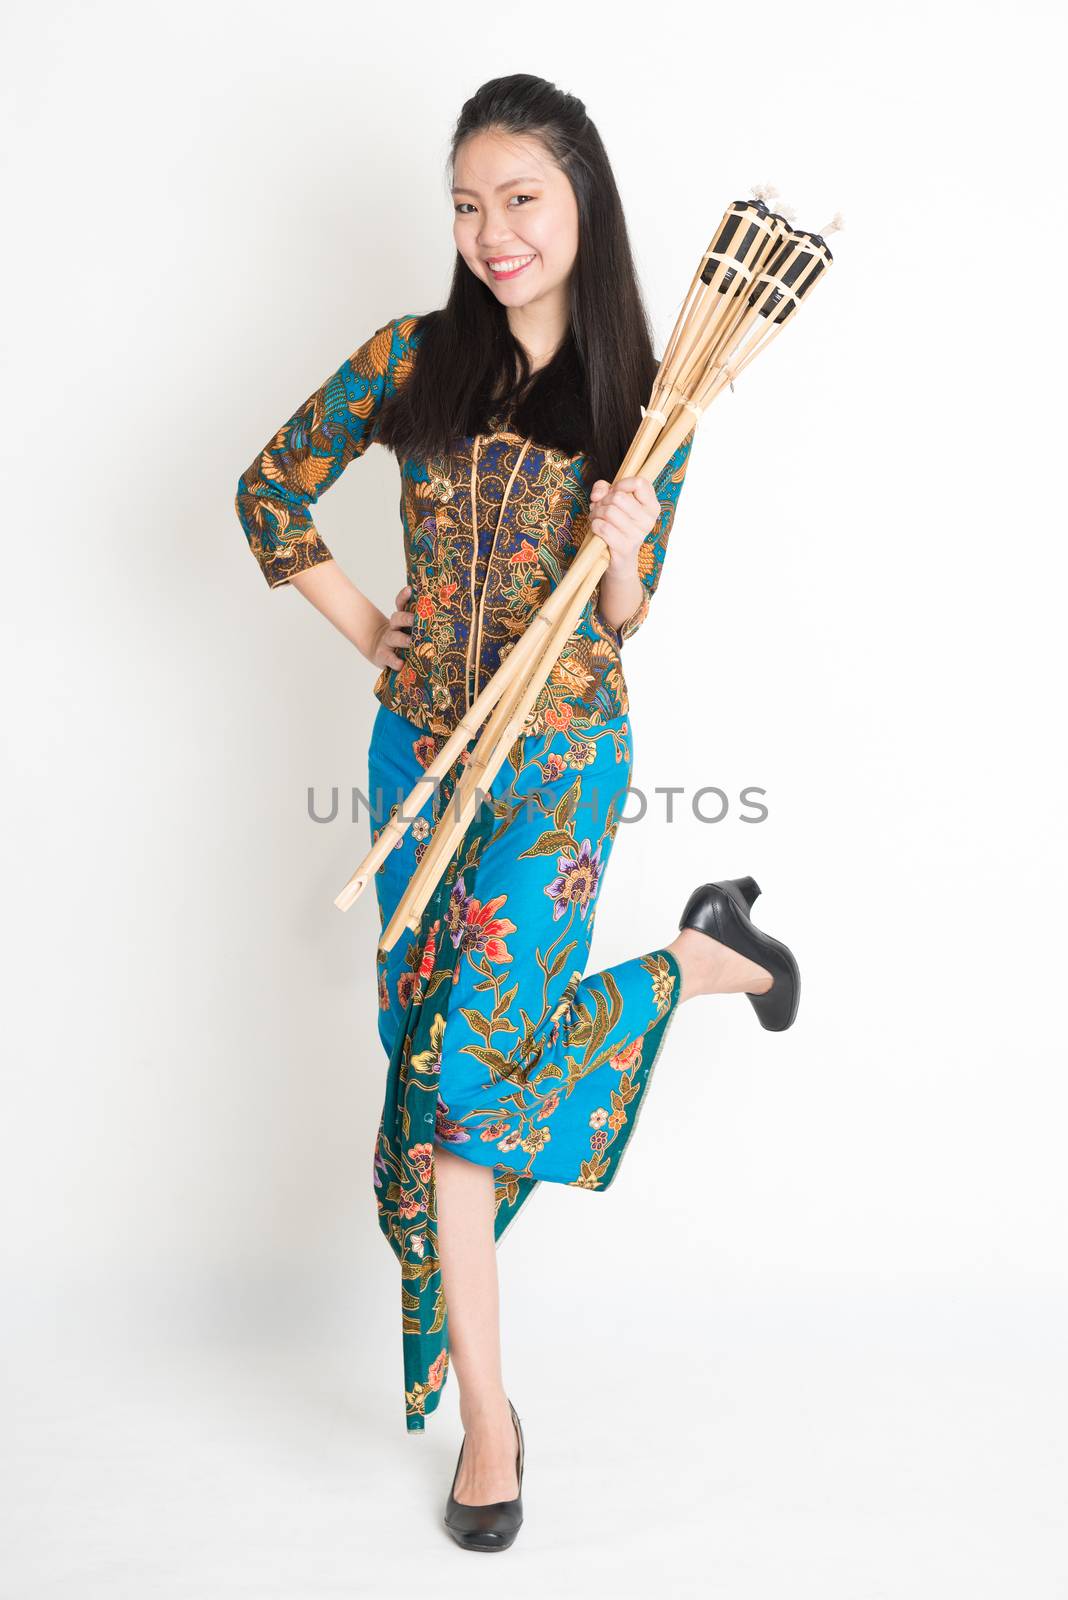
[453,195,534,215]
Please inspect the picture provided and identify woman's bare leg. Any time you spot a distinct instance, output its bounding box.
[434,1146,520,1504]
[667,928,774,1005]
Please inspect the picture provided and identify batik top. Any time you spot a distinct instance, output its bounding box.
[234,313,694,739]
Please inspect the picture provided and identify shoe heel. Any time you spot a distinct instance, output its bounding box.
[731,875,761,912]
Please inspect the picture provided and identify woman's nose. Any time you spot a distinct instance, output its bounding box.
[478,211,514,247]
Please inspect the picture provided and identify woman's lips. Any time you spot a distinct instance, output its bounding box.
[486,254,536,280]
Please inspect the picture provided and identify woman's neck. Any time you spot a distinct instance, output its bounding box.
[507,293,568,373]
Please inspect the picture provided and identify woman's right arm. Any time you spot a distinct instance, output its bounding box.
[234,312,419,665]
[290,564,413,670]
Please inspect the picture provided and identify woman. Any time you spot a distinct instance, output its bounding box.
[235,73,799,1553]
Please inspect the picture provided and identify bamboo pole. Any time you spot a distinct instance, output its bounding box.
[338,198,838,941]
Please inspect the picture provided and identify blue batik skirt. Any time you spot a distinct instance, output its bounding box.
[366,698,683,1431]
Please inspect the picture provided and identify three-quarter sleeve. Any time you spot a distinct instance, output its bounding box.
[235,313,420,590]
[596,428,695,648]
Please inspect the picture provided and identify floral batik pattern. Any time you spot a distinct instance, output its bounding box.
[368,698,683,1432]
[235,314,695,739]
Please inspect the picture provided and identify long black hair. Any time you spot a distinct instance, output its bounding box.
[373,73,658,489]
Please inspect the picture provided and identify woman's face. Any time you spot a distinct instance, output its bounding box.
[451,129,579,313]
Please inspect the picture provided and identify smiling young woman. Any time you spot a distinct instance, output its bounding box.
[234,72,800,1554]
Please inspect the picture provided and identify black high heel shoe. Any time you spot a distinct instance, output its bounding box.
[678,875,800,1031]
[443,1397,525,1553]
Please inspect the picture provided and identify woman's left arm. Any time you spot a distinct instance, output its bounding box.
[591,432,695,646]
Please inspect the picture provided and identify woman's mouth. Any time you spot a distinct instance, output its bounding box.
[486,254,536,280]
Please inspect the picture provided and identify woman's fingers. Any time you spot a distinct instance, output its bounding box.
[382,584,414,666]
[380,589,413,667]
[391,580,415,630]
[596,488,642,521]
[594,498,633,528]
[616,475,657,505]
[387,620,411,651]
[592,498,641,536]
[590,521,621,555]
[597,477,644,496]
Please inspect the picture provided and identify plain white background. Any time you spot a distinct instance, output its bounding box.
[3,1,1066,1594]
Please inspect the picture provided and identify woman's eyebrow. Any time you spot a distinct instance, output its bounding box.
[450,175,542,196]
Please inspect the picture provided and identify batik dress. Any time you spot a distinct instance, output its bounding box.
[368,685,684,1429]
[235,313,695,1432]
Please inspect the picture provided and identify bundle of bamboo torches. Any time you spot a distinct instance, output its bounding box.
[336,186,840,948]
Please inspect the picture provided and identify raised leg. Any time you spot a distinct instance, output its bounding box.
[666,925,774,1005]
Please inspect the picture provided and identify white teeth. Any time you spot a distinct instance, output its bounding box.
[489,255,534,272]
